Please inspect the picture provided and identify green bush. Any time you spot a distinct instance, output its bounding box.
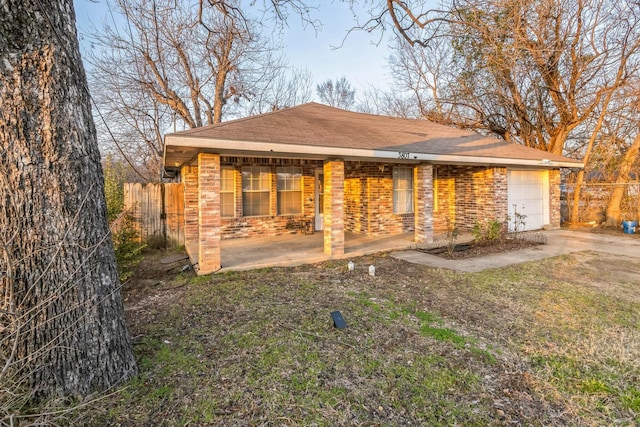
[103,154,128,222]
[103,154,144,281]
[472,218,506,243]
[111,213,145,282]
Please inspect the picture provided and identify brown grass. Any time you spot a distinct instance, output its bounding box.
[81,249,640,426]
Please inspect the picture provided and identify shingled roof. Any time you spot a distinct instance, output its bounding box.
[163,102,583,170]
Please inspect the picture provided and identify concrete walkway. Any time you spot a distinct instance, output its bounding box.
[392,229,640,273]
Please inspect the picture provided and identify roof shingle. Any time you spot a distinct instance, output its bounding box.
[164,102,582,168]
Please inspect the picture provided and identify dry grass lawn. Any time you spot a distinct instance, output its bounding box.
[81,248,640,426]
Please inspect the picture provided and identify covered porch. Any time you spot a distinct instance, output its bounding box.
[186,231,416,272]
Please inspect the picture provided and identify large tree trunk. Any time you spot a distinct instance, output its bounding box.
[605,133,640,226]
[0,0,137,399]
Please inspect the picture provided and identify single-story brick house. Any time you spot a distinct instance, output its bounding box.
[163,102,582,274]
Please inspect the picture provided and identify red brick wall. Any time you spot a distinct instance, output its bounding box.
[433,166,508,232]
[219,158,320,239]
[182,165,199,244]
[344,162,415,236]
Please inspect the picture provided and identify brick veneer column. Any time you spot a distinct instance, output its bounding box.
[324,160,345,256]
[549,169,561,228]
[414,164,434,244]
[491,167,508,221]
[182,165,199,254]
[198,153,221,274]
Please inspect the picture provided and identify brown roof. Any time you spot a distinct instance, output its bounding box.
[164,102,583,169]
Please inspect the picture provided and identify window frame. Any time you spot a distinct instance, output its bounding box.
[393,166,414,214]
[241,166,271,217]
[220,166,236,218]
[276,166,303,215]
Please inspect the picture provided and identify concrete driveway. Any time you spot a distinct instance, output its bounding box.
[392,229,640,273]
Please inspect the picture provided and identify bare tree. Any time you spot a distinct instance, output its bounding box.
[357,86,419,118]
[387,36,457,124]
[0,0,136,411]
[244,66,314,114]
[316,77,356,109]
[87,0,300,180]
[596,85,640,225]
[359,0,640,155]
[605,133,640,225]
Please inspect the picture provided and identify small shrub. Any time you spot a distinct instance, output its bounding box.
[445,218,458,257]
[472,218,507,243]
[103,154,127,223]
[510,205,528,239]
[110,212,145,282]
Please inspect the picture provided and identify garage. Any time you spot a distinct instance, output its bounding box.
[507,170,549,231]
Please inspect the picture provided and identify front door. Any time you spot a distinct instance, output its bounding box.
[315,169,324,231]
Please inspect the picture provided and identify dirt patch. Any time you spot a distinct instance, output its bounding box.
[122,250,192,321]
[418,238,543,259]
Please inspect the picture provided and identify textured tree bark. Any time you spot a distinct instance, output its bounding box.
[605,133,640,226]
[0,0,137,399]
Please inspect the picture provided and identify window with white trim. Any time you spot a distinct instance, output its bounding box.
[277,167,302,215]
[393,166,414,214]
[220,166,235,218]
[242,166,270,216]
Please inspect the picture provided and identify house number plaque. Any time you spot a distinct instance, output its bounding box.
[397,151,411,159]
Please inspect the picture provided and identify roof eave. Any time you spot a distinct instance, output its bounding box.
[164,136,584,170]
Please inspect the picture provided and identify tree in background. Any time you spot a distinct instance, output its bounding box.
[357,86,419,118]
[316,77,356,109]
[87,0,312,180]
[0,0,136,416]
[387,36,457,125]
[595,83,640,225]
[378,0,640,154]
[245,67,314,114]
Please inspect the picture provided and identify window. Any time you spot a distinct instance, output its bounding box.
[277,167,302,215]
[393,166,413,214]
[220,167,235,218]
[433,166,438,212]
[242,166,270,216]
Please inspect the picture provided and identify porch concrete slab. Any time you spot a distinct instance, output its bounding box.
[391,229,640,273]
[217,232,415,272]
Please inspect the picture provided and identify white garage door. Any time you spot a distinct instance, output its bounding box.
[507,170,548,231]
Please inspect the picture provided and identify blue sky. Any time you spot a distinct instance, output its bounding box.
[73,0,395,97]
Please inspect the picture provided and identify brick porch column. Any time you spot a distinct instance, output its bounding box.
[324,160,345,256]
[490,167,508,221]
[182,165,199,257]
[414,164,434,244]
[549,169,561,228]
[197,153,221,274]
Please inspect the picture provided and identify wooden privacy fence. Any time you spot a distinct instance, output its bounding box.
[124,183,185,249]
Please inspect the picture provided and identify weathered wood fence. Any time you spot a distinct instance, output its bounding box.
[124,183,185,248]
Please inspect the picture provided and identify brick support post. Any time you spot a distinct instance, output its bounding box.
[323,160,345,256]
[549,169,561,228]
[197,153,221,274]
[182,165,199,255]
[490,167,508,221]
[414,164,434,244]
